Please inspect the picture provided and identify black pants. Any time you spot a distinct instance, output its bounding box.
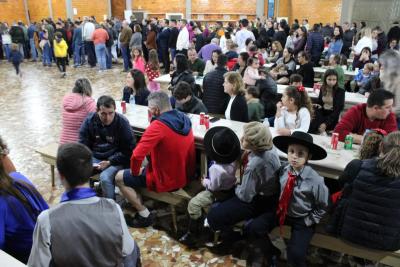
[13,62,20,74]
[56,57,66,73]
[161,47,170,73]
[84,41,96,67]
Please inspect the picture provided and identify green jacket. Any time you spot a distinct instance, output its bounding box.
[188,58,205,76]
[334,65,345,89]
[247,99,265,122]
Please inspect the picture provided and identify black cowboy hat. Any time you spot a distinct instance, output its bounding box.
[273,131,327,160]
[204,126,241,164]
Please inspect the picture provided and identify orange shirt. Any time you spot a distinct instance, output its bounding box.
[91,28,109,45]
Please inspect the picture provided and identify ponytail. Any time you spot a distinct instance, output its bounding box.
[285,86,314,117]
[377,131,400,177]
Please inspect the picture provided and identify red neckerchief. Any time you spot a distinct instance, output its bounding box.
[276,170,297,235]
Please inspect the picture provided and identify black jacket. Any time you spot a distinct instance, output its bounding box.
[176,96,208,114]
[229,94,249,122]
[255,76,278,118]
[157,27,170,49]
[342,29,355,56]
[202,67,229,114]
[79,113,136,167]
[168,27,179,49]
[296,62,315,88]
[315,87,345,129]
[9,26,25,44]
[273,30,287,48]
[340,158,400,251]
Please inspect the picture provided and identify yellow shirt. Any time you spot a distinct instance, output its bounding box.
[53,39,68,58]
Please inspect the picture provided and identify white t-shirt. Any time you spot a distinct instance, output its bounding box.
[274,107,311,133]
[225,96,236,120]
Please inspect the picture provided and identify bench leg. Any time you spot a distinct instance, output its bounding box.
[213,230,221,245]
[200,152,207,177]
[51,165,55,187]
[170,205,178,234]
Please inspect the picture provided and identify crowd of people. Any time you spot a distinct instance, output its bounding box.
[1,14,400,267]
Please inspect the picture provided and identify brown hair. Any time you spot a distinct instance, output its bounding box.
[377,131,400,177]
[272,41,283,52]
[0,136,43,220]
[285,86,313,117]
[148,49,159,71]
[359,131,384,160]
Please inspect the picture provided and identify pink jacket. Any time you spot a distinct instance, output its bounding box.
[60,93,96,144]
[133,56,145,73]
[243,66,262,86]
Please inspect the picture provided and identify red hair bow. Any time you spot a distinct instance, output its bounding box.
[297,85,305,92]
[372,128,388,136]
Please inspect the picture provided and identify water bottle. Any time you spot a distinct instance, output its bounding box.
[129,94,135,110]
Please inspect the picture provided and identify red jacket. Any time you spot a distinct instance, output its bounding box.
[130,114,195,192]
[334,103,398,141]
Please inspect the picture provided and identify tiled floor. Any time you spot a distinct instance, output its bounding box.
[0,60,247,266]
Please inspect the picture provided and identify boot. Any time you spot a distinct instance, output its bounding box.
[179,218,201,247]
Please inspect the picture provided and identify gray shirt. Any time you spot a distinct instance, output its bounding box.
[129,32,142,49]
[28,196,136,267]
[235,148,281,203]
[279,163,329,226]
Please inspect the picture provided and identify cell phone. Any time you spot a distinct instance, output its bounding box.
[210,117,220,123]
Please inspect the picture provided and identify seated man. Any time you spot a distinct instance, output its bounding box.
[79,95,135,199]
[334,89,397,143]
[28,143,141,267]
[188,48,205,76]
[173,81,208,114]
[116,91,196,228]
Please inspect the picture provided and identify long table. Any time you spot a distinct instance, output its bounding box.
[154,74,367,108]
[119,104,358,179]
[0,250,27,267]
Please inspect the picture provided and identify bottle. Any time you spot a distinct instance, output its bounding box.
[129,94,135,110]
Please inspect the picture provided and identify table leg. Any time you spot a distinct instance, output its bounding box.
[51,165,55,187]
[200,152,207,178]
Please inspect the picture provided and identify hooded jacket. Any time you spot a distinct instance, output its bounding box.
[60,93,96,144]
[130,110,196,192]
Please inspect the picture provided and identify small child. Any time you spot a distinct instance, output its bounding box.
[9,43,23,77]
[245,86,265,122]
[131,48,145,73]
[328,54,345,89]
[243,57,265,86]
[274,85,313,136]
[145,49,160,92]
[179,126,240,247]
[352,62,374,91]
[289,74,303,87]
[270,131,329,266]
[53,32,68,78]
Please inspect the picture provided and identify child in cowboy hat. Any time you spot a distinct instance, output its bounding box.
[266,131,329,267]
[179,126,241,247]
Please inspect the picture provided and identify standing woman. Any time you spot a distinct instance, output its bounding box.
[60,78,96,144]
[309,69,345,135]
[0,136,48,263]
[223,71,249,122]
[145,24,157,58]
[293,26,307,57]
[326,26,343,58]
[129,24,142,50]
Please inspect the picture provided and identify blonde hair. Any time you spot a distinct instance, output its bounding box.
[361,27,372,38]
[223,71,245,95]
[272,41,283,52]
[363,63,374,72]
[377,131,400,177]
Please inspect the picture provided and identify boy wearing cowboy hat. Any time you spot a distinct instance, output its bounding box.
[264,131,329,267]
[179,126,241,247]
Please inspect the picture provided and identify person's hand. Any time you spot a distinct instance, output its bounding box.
[351,134,363,145]
[277,128,291,136]
[313,104,322,109]
[319,123,327,133]
[98,161,111,170]
[276,101,283,109]
[364,92,370,98]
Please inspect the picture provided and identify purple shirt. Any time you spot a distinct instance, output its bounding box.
[202,162,237,191]
[198,43,221,62]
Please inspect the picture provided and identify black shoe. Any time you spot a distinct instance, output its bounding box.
[179,231,197,247]
[126,213,154,228]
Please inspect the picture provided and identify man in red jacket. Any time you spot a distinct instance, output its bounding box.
[334,89,397,144]
[116,91,196,228]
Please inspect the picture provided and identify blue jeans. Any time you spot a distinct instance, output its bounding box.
[93,157,123,199]
[3,44,10,60]
[42,43,51,66]
[29,38,37,60]
[121,45,130,71]
[170,48,176,62]
[73,42,84,66]
[95,43,107,70]
[106,46,112,69]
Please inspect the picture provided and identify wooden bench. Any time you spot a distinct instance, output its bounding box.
[35,143,59,187]
[270,225,400,266]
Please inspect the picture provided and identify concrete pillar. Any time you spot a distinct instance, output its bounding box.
[185,0,191,20]
[23,0,30,24]
[107,0,112,18]
[256,0,264,18]
[126,0,132,10]
[340,0,356,24]
[65,0,73,19]
[48,0,53,19]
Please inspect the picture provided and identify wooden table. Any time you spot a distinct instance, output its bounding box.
[0,250,27,267]
[119,104,358,179]
[35,143,59,187]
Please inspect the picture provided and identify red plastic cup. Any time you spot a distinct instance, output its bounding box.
[204,115,210,130]
[121,101,126,114]
[331,132,339,150]
[200,112,205,125]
